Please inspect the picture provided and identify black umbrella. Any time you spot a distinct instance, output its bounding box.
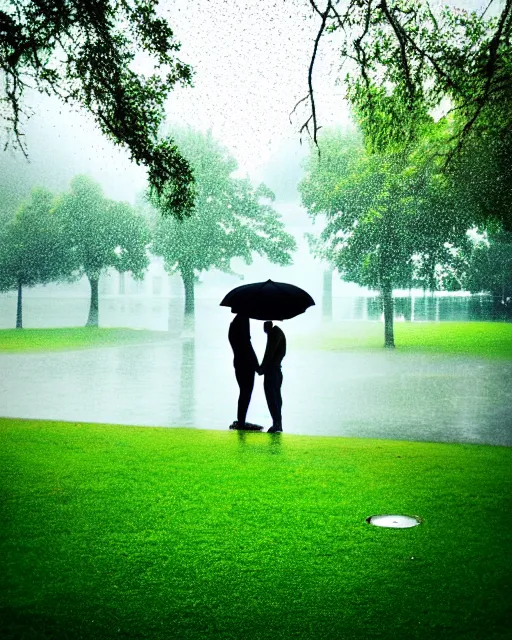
[220,279,315,321]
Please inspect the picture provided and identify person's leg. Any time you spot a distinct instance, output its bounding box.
[263,372,275,423]
[275,369,283,427]
[264,369,282,430]
[235,367,255,425]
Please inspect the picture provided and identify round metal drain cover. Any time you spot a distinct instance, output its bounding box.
[366,515,421,528]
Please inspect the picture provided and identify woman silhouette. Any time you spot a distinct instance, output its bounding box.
[228,314,259,429]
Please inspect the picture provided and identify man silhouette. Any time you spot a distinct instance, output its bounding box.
[259,321,286,433]
[228,314,259,430]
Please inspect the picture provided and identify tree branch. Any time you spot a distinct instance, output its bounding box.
[378,0,415,102]
[302,0,332,147]
[289,94,309,125]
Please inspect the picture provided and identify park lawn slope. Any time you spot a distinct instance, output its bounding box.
[2,323,511,360]
[1,418,510,640]
[0,327,170,353]
[293,321,512,359]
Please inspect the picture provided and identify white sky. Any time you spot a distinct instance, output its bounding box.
[161,0,351,176]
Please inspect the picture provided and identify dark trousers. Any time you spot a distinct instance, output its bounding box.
[264,367,283,427]
[235,366,255,425]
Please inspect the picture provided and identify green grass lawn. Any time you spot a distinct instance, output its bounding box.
[1,419,510,639]
[0,327,170,353]
[293,320,512,359]
[2,322,511,359]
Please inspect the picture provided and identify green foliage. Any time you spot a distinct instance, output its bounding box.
[151,129,296,280]
[346,80,431,155]
[55,175,150,281]
[0,180,26,228]
[448,130,512,232]
[465,230,512,312]
[146,138,196,221]
[324,1,512,160]
[300,127,470,293]
[0,187,71,292]
[0,1,195,217]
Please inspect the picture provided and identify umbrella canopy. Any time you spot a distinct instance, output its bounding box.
[220,279,315,321]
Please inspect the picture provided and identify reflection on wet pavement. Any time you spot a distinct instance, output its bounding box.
[1,336,511,445]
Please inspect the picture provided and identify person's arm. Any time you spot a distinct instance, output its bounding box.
[249,343,259,373]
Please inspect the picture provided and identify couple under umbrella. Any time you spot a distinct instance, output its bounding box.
[221,279,315,433]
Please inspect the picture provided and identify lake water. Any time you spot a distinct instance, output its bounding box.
[1,295,510,446]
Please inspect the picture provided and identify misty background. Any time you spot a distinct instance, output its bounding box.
[0,0,493,340]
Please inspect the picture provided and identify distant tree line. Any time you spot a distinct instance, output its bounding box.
[0,129,296,329]
[0,176,150,328]
[1,120,510,339]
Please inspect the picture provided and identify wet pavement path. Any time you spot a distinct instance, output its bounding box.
[1,338,511,445]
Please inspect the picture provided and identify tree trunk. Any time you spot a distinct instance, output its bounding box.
[86,276,99,327]
[404,296,412,322]
[179,337,195,424]
[182,269,195,334]
[322,268,333,321]
[16,280,22,329]
[491,291,504,320]
[119,272,126,295]
[382,280,395,348]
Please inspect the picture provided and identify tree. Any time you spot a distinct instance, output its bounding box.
[0,0,195,217]
[0,151,35,228]
[447,129,512,232]
[151,129,297,331]
[0,185,20,229]
[55,175,150,326]
[0,187,72,328]
[300,127,470,347]
[465,229,512,318]
[301,1,511,180]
